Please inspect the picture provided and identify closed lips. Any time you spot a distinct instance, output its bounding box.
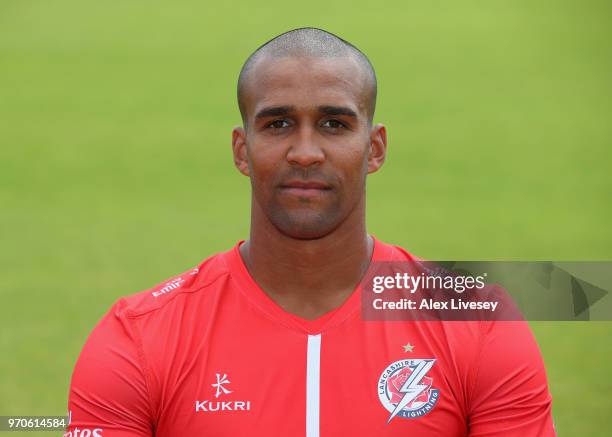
[280,180,331,190]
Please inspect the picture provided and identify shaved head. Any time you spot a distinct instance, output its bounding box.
[237,27,377,126]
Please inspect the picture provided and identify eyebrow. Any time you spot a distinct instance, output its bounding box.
[254,105,358,120]
[255,106,296,119]
[318,105,358,118]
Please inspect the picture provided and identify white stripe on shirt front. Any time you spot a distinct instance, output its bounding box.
[306,334,321,437]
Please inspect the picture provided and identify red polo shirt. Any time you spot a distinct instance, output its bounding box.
[65,238,555,436]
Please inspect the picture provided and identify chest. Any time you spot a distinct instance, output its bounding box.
[150,318,469,437]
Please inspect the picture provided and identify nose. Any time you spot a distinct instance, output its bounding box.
[286,125,325,167]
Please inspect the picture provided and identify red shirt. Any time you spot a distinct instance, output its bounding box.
[65,238,555,436]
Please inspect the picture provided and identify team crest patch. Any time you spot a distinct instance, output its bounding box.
[377,359,440,422]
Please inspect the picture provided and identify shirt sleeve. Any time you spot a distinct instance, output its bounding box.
[467,320,556,436]
[66,299,154,436]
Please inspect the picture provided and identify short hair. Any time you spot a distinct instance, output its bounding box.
[237,27,377,126]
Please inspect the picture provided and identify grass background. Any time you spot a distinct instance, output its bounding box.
[1,0,610,435]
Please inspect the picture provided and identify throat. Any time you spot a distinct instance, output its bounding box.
[264,285,356,321]
[238,233,374,321]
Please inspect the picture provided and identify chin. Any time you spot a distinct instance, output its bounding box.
[271,210,342,240]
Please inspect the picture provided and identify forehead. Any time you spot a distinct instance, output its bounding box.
[243,56,370,119]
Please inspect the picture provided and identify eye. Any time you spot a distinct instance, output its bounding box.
[267,119,290,129]
[321,119,346,129]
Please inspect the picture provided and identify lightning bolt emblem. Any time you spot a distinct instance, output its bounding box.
[386,359,435,423]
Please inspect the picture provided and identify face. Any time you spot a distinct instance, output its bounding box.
[233,56,386,240]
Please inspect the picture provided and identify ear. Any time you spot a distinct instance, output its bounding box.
[232,126,250,177]
[367,123,387,174]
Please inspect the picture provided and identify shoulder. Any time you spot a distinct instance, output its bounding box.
[373,237,538,347]
[113,244,237,319]
[372,237,422,262]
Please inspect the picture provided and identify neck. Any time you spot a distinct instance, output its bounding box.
[239,200,373,319]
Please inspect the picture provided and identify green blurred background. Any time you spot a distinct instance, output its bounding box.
[1,0,610,435]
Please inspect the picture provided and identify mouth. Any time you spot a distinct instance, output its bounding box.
[278,180,332,198]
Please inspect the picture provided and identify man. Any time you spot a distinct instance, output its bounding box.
[65,28,555,436]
